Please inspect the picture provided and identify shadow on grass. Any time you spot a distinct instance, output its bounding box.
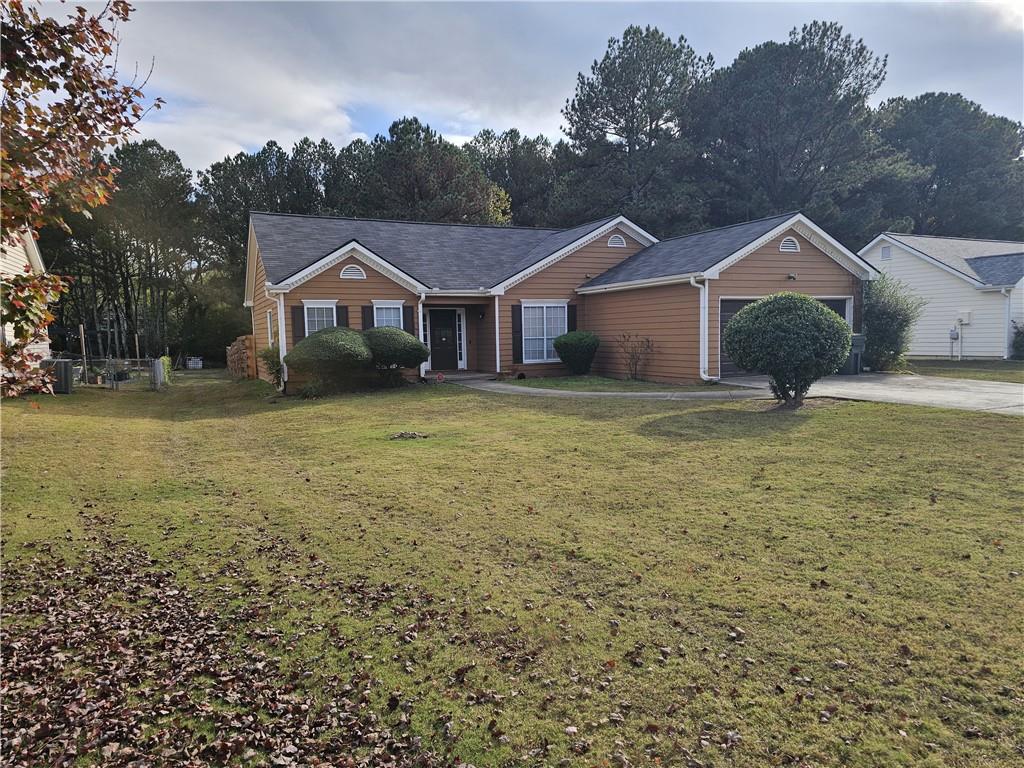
[638,402,810,442]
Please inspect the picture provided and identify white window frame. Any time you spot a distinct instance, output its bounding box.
[266,309,274,345]
[372,299,405,329]
[607,233,627,248]
[521,299,569,364]
[302,299,337,336]
[340,264,367,279]
[779,236,801,253]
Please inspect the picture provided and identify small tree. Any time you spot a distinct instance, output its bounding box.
[362,327,429,386]
[862,273,926,371]
[1,268,70,397]
[616,333,654,379]
[553,331,600,375]
[258,346,282,388]
[1011,321,1024,361]
[722,292,851,406]
[283,327,372,392]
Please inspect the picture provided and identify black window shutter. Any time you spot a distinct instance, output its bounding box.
[336,305,349,328]
[361,305,374,329]
[567,304,577,332]
[291,305,304,345]
[402,305,414,333]
[512,304,523,364]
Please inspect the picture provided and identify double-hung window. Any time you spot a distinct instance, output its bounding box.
[303,300,336,336]
[373,300,404,329]
[522,301,567,363]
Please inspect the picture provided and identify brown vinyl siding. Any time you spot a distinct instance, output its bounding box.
[584,283,701,382]
[708,229,863,377]
[249,253,278,383]
[499,227,644,375]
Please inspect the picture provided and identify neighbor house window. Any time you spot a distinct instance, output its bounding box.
[340,264,366,279]
[880,245,892,261]
[522,301,567,363]
[303,300,337,335]
[373,300,404,329]
[779,236,800,253]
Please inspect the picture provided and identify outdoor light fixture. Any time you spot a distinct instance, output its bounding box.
[787,273,798,280]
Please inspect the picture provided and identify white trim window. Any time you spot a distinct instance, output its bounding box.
[372,299,404,329]
[522,300,568,363]
[302,299,337,336]
[266,310,274,345]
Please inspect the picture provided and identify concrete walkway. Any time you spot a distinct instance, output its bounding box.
[455,373,1024,414]
[454,379,763,401]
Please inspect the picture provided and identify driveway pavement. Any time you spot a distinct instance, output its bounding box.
[726,373,1024,415]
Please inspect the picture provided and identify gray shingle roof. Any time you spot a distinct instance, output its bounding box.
[251,212,618,290]
[883,233,1024,286]
[580,212,797,289]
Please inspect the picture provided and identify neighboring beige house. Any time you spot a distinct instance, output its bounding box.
[244,211,878,391]
[1,230,51,361]
[860,234,1024,359]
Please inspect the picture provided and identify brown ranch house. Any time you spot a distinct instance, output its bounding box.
[243,211,879,391]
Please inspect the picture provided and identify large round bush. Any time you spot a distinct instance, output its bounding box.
[363,326,429,384]
[722,292,851,405]
[553,331,600,375]
[283,327,372,389]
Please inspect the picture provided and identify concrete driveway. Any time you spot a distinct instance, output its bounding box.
[726,373,1024,415]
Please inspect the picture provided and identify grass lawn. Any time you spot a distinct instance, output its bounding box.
[3,371,1022,766]
[904,358,1024,384]
[504,374,733,392]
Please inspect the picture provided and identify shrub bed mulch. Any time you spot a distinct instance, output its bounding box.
[1,539,444,767]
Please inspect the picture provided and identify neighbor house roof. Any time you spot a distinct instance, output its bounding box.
[250,212,624,291]
[579,212,798,289]
[880,233,1024,287]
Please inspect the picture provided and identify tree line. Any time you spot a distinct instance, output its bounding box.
[40,21,1023,362]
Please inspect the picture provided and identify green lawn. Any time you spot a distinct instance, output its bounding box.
[3,372,1022,766]
[504,374,733,392]
[904,358,1024,384]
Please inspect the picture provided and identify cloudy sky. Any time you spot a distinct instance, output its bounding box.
[91,1,1024,171]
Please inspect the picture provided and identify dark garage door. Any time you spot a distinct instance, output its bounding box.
[719,298,848,377]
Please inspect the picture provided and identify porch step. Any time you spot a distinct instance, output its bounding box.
[426,371,493,382]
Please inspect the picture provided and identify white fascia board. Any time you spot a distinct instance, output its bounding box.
[576,272,704,295]
[704,214,879,280]
[490,215,659,293]
[270,240,429,293]
[861,233,988,289]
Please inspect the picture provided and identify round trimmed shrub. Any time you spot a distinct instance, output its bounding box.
[283,327,372,390]
[553,331,600,375]
[363,326,429,385]
[722,292,852,405]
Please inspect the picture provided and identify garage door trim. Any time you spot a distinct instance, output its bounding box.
[717,295,854,377]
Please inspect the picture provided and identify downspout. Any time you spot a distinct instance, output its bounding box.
[689,276,717,381]
[276,293,287,390]
[494,295,501,374]
[418,292,427,377]
[1001,287,1011,360]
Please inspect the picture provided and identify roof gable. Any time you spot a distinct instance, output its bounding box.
[861,233,1024,288]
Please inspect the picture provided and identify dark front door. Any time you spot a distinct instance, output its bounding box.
[429,310,458,370]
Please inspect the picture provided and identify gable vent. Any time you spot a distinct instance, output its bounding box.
[880,245,892,261]
[607,233,627,248]
[779,236,800,253]
[340,264,367,279]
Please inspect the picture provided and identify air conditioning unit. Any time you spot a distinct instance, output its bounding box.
[956,310,972,325]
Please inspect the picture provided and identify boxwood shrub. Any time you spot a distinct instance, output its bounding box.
[722,292,851,405]
[363,326,429,385]
[553,331,600,375]
[283,327,372,391]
